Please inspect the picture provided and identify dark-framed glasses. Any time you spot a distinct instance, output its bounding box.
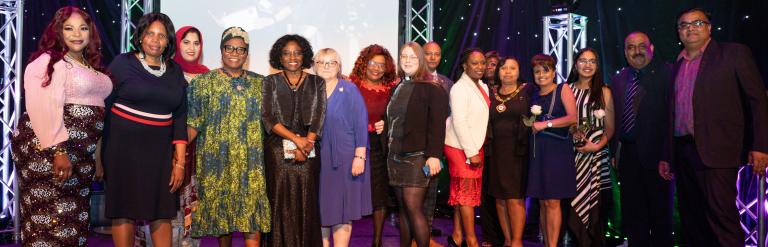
[223,45,247,55]
[678,20,710,29]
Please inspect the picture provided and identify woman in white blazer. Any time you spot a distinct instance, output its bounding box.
[444,48,489,247]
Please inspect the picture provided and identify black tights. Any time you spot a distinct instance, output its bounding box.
[395,186,429,247]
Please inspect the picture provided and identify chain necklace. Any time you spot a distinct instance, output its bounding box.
[64,53,95,72]
[139,52,166,77]
[494,83,526,113]
[283,71,304,91]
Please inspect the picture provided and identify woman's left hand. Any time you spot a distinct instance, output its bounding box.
[576,141,600,153]
[351,158,365,176]
[169,156,185,192]
[532,121,547,133]
[426,157,441,176]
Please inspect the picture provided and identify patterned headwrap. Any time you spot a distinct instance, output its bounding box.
[220,26,250,48]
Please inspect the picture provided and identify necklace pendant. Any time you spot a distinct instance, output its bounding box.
[236,85,243,91]
[496,104,507,113]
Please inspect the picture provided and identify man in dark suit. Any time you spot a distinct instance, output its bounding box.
[425,42,454,93]
[670,8,768,247]
[610,31,674,247]
[423,41,449,245]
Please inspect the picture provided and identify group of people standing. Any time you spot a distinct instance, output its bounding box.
[10,6,768,247]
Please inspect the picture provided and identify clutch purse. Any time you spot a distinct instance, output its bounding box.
[283,139,316,159]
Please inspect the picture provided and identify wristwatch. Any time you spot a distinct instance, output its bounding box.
[546,121,553,128]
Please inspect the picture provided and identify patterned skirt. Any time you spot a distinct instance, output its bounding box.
[11,104,105,246]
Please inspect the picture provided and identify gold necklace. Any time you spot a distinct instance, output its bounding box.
[64,54,94,71]
[494,83,526,113]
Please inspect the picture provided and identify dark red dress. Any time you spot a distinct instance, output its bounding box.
[353,79,394,208]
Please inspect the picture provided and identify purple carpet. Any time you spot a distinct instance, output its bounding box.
[1,216,544,246]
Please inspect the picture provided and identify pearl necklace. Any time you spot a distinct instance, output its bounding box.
[139,52,166,77]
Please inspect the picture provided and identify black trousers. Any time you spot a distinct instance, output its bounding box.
[424,174,438,227]
[480,145,503,245]
[674,135,742,247]
[618,141,674,247]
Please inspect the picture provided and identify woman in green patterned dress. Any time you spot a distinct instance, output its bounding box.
[186,27,271,247]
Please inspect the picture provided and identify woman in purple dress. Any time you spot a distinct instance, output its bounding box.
[315,48,372,247]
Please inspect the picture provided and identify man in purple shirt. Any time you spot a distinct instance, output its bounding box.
[670,7,768,247]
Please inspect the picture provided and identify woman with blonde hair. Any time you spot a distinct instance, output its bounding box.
[315,48,372,247]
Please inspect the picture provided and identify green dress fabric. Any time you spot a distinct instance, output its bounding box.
[187,69,271,236]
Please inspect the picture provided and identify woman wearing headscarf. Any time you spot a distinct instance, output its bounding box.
[171,25,209,247]
[187,27,270,247]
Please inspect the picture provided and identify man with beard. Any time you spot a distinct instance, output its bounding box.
[610,31,674,247]
[669,8,768,246]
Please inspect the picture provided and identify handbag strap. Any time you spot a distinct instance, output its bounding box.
[546,84,558,117]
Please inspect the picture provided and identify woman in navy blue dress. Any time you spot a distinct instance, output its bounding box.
[526,54,578,247]
[102,13,188,247]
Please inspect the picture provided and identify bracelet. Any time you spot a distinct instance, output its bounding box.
[50,145,68,157]
[354,155,366,160]
[173,163,185,170]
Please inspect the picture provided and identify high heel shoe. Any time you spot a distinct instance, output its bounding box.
[447,236,469,247]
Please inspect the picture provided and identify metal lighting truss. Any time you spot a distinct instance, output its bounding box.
[542,13,587,83]
[120,0,153,52]
[405,0,433,43]
[0,0,23,241]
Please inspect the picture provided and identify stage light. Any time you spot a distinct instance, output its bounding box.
[550,0,580,14]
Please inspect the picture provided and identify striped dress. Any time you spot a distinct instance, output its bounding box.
[568,84,611,227]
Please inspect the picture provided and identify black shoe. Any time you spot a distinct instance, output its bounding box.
[431,228,442,236]
[447,236,460,247]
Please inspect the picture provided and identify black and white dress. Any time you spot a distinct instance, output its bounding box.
[567,84,610,240]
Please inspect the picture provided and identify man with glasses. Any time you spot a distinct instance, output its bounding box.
[671,7,768,247]
[610,31,674,247]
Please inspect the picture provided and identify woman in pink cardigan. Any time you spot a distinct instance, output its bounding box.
[11,6,112,246]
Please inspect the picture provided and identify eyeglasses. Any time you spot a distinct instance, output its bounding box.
[282,50,303,57]
[315,60,339,67]
[368,60,385,69]
[400,55,417,61]
[223,45,247,55]
[577,59,597,65]
[677,20,710,30]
